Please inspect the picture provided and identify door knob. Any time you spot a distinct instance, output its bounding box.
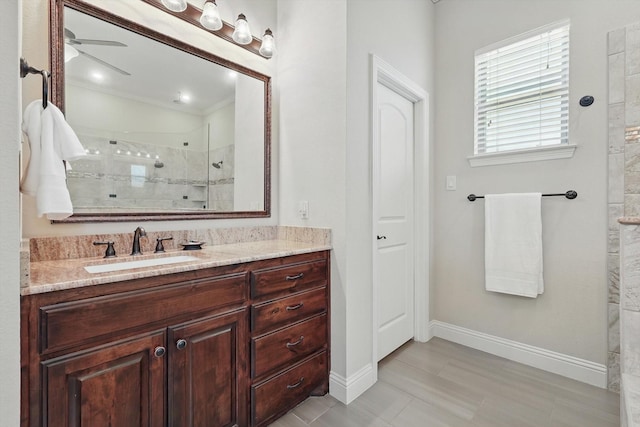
[176,339,188,350]
[154,346,166,358]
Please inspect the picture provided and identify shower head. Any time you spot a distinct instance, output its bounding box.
[212,161,223,169]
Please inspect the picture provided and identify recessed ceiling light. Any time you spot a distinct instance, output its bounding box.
[173,91,191,104]
[91,71,104,82]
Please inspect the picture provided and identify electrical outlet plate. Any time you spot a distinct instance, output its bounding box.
[446,175,457,191]
[298,201,309,219]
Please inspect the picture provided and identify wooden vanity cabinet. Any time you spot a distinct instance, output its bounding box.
[167,308,247,426]
[249,255,330,427]
[42,329,167,426]
[22,250,330,427]
[22,264,250,427]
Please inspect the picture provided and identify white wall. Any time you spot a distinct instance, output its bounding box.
[433,0,640,364]
[345,0,435,377]
[0,0,22,424]
[235,74,266,210]
[67,84,208,149]
[277,0,349,379]
[277,0,435,401]
[22,0,277,237]
[208,101,234,151]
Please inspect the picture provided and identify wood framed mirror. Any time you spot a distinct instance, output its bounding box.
[49,0,271,222]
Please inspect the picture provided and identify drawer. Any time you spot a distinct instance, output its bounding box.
[251,351,328,427]
[251,287,327,333]
[39,272,247,354]
[250,259,327,299]
[252,314,326,378]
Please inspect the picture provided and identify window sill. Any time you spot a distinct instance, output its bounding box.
[467,144,577,167]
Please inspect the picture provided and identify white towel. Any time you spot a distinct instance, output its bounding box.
[20,100,86,220]
[485,193,543,298]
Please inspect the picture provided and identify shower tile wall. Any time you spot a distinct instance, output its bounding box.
[67,137,234,211]
[208,144,235,211]
[608,22,640,392]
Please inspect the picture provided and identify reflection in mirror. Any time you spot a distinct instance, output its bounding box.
[50,0,270,222]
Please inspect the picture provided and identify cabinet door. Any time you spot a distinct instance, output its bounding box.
[42,330,166,427]
[168,308,248,427]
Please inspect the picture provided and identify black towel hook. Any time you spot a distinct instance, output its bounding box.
[20,57,50,109]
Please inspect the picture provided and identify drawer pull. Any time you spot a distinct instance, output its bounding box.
[286,336,305,348]
[154,346,166,358]
[176,339,188,350]
[285,303,304,311]
[285,273,304,281]
[286,377,305,389]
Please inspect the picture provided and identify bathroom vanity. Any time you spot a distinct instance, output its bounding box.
[21,230,330,427]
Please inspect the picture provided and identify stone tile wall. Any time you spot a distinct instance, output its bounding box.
[620,222,640,426]
[608,24,625,393]
[67,136,235,211]
[609,22,640,393]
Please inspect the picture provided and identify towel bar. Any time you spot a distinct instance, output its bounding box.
[467,190,577,202]
[20,58,50,109]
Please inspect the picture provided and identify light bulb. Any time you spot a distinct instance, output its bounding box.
[232,14,252,45]
[259,29,275,58]
[200,0,222,31]
[161,0,187,12]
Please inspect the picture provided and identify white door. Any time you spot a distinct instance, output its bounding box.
[375,83,415,361]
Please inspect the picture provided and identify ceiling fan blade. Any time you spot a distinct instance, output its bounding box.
[76,49,131,76]
[64,28,76,40]
[74,39,127,47]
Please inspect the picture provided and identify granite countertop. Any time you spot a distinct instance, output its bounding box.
[23,239,331,296]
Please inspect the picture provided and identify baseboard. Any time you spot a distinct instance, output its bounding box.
[429,320,607,388]
[329,363,375,404]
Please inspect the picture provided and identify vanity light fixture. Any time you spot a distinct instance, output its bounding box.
[142,0,275,58]
[259,28,275,58]
[200,0,223,31]
[231,13,252,45]
[161,0,187,12]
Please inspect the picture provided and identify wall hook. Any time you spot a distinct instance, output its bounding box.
[579,95,594,107]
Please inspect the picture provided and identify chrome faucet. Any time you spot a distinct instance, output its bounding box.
[131,226,147,255]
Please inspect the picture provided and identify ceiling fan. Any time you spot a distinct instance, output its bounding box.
[64,28,131,76]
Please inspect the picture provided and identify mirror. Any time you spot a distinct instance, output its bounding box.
[49,0,271,222]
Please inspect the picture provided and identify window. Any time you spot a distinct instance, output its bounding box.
[472,20,571,165]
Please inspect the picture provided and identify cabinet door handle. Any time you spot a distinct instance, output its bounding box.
[286,336,305,348]
[286,377,305,389]
[285,273,304,281]
[176,339,188,350]
[154,346,166,358]
[286,303,304,311]
[377,235,387,240]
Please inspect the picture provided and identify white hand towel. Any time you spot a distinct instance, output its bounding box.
[20,100,86,220]
[485,193,543,298]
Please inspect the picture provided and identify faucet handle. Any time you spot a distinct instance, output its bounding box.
[155,237,173,253]
[93,241,116,258]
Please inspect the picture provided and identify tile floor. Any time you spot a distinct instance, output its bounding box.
[268,338,620,427]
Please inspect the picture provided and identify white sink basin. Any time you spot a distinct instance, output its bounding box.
[84,255,201,274]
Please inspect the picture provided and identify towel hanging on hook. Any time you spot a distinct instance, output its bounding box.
[20,57,50,109]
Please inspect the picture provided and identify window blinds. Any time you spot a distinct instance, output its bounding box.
[474,21,570,155]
